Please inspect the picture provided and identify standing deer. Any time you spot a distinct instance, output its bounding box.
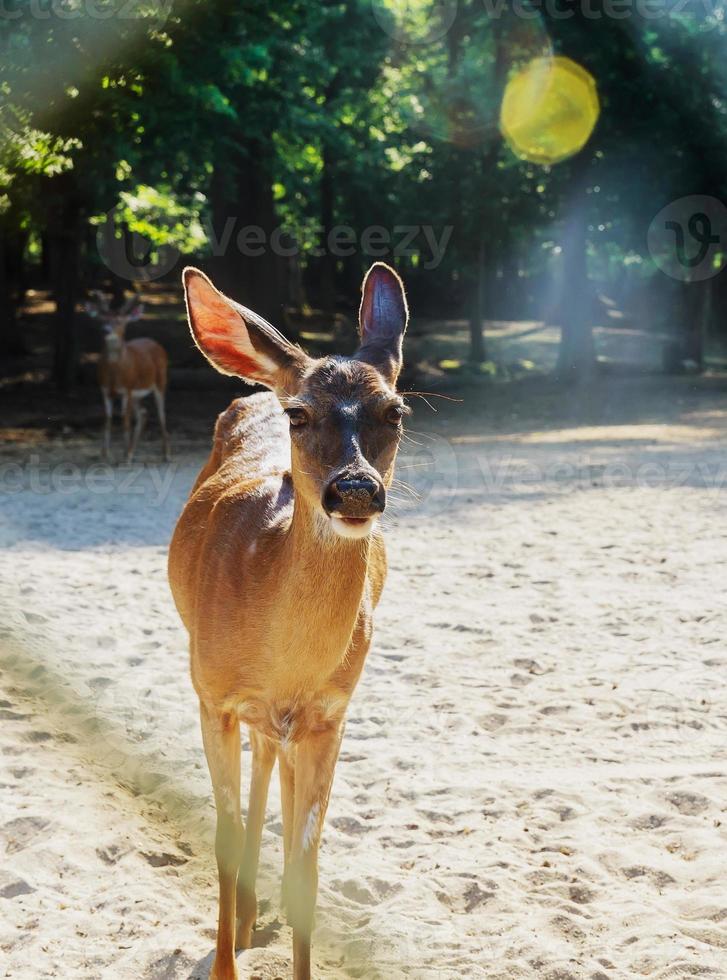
[168,262,409,980]
[86,291,171,463]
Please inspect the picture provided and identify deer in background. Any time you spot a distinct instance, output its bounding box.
[85,291,171,464]
[168,263,409,980]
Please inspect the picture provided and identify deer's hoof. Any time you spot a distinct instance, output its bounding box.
[209,957,238,980]
[234,887,257,949]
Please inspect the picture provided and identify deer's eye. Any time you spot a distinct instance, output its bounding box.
[285,408,309,428]
[385,405,404,426]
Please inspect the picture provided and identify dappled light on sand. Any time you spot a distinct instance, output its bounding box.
[453,423,727,447]
[500,56,600,165]
[2,374,727,977]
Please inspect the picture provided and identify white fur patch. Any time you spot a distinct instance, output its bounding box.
[279,713,293,754]
[220,785,237,816]
[302,802,321,852]
[256,352,279,376]
[329,515,377,540]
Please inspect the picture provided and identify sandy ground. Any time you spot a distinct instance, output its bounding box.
[1,374,726,980]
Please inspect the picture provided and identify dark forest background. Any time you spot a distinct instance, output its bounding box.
[2,0,727,395]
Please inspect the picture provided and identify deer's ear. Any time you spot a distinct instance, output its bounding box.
[183,267,309,389]
[357,262,408,384]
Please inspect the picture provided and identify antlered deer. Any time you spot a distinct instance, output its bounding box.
[85,291,171,463]
[168,263,409,980]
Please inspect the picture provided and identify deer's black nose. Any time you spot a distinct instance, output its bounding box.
[322,475,386,517]
[336,477,376,496]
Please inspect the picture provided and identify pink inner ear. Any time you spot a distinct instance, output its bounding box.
[198,333,261,379]
[187,280,264,379]
[360,264,407,341]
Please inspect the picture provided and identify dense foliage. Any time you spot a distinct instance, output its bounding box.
[1,0,726,385]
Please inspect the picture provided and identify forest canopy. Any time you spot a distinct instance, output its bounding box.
[1,0,726,387]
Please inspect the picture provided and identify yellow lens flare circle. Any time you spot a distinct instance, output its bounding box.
[500,56,600,165]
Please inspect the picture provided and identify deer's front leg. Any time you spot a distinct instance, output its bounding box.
[285,724,344,980]
[101,389,112,461]
[278,746,295,874]
[127,394,147,464]
[200,703,244,980]
[235,729,275,950]
[122,392,132,461]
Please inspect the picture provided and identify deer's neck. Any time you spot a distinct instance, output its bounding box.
[275,492,371,674]
[286,491,371,580]
[103,334,126,365]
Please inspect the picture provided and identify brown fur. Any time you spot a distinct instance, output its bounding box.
[97,336,168,394]
[168,265,408,980]
[96,323,170,464]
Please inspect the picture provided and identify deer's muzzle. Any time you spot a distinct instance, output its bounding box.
[322,474,386,519]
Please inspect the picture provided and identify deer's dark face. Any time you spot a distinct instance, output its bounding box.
[85,294,145,363]
[183,261,409,540]
[101,318,129,360]
[281,357,409,539]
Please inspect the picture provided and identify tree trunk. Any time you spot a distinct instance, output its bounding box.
[48,184,82,391]
[7,228,29,312]
[556,162,595,380]
[208,163,238,296]
[684,277,711,371]
[209,143,282,324]
[0,225,26,358]
[50,231,81,390]
[238,142,281,324]
[319,139,336,315]
[40,231,51,285]
[467,238,486,363]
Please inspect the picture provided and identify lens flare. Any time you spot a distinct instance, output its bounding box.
[382,14,553,149]
[500,56,600,165]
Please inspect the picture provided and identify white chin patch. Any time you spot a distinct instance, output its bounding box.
[329,515,377,540]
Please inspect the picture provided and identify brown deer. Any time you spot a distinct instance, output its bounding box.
[85,291,171,463]
[168,262,409,980]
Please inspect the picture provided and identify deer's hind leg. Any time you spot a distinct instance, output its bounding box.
[235,729,275,949]
[126,394,147,464]
[122,392,132,461]
[200,703,244,980]
[286,724,344,980]
[278,746,295,876]
[153,383,171,462]
[101,388,113,461]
